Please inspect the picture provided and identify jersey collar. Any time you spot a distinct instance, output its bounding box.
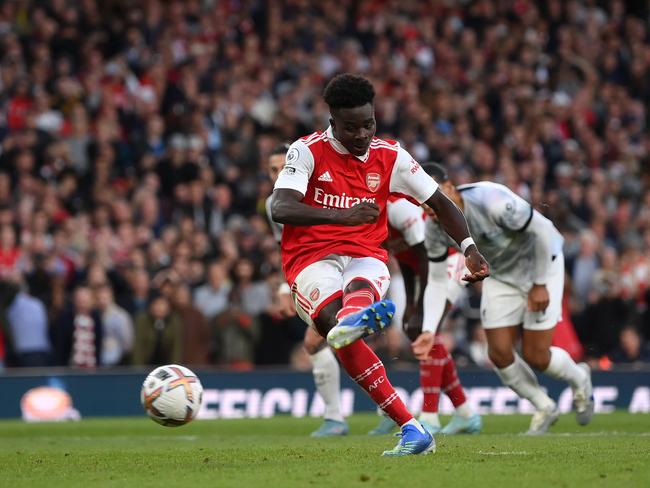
[325,126,370,162]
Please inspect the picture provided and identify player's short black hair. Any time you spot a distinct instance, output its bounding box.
[323,73,375,109]
[421,162,449,183]
[270,142,291,156]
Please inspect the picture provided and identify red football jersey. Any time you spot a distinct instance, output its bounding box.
[273,127,437,284]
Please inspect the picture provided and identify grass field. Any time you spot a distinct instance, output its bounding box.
[1,412,649,488]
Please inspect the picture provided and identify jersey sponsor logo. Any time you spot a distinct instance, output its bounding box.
[317,171,333,182]
[366,173,381,192]
[410,158,421,174]
[309,288,320,302]
[313,187,376,209]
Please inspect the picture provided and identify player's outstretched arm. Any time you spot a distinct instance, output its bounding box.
[426,189,490,283]
[271,189,380,226]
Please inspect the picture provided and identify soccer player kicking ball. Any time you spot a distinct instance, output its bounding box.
[271,74,489,456]
[265,143,348,437]
[423,163,594,435]
[369,196,481,436]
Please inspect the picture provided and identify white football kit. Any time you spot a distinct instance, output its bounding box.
[425,182,564,330]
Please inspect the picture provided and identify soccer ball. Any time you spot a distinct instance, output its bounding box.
[140,364,203,427]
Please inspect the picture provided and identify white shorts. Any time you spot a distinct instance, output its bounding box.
[291,255,391,328]
[480,254,564,330]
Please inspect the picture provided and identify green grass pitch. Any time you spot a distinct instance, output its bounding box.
[1,412,648,488]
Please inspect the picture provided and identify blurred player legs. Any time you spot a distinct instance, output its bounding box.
[265,144,347,436]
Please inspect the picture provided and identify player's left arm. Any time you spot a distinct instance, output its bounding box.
[401,242,429,332]
[410,256,447,360]
[524,212,556,312]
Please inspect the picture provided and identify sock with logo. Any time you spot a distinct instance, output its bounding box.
[335,339,413,426]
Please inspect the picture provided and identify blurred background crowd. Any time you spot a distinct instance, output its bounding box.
[1,0,649,371]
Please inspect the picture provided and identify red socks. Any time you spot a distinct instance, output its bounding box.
[420,341,467,412]
[441,345,467,407]
[333,286,413,426]
[335,288,377,322]
[420,342,446,413]
[335,339,413,426]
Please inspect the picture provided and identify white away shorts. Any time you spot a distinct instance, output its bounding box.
[291,255,391,328]
[480,254,564,331]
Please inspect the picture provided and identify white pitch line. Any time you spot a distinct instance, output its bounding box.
[542,431,650,437]
[478,451,529,456]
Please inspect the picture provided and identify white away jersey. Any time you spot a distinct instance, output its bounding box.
[425,181,563,289]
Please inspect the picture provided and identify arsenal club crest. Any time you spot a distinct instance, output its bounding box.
[366,173,381,192]
[309,288,320,301]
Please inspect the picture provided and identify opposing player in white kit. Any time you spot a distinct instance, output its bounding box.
[271,74,489,455]
[423,163,594,434]
[265,143,348,437]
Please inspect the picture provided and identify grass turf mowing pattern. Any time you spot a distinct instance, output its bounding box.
[1,412,648,488]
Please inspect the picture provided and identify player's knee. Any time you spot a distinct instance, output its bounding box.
[488,347,515,369]
[522,348,550,371]
[303,337,326,355]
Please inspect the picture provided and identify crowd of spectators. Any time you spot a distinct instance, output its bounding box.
[1,0,650,371]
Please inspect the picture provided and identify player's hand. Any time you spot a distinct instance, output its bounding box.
[339,202,380,225]
[411,331,435,360]
[528,284,550,312]
[462,246,490,283]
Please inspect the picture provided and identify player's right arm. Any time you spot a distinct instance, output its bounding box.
[271,140,379,226]
[272,189,380,226]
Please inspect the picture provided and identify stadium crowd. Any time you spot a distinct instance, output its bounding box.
[1,0,650,370]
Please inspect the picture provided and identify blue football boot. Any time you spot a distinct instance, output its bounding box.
[440,413,482,435]
[327,300,395,349]
[310,419,349,437]
[382,423,436,457]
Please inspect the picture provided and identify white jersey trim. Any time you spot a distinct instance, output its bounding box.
[389,145,438,204]
[273,139,314,197]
